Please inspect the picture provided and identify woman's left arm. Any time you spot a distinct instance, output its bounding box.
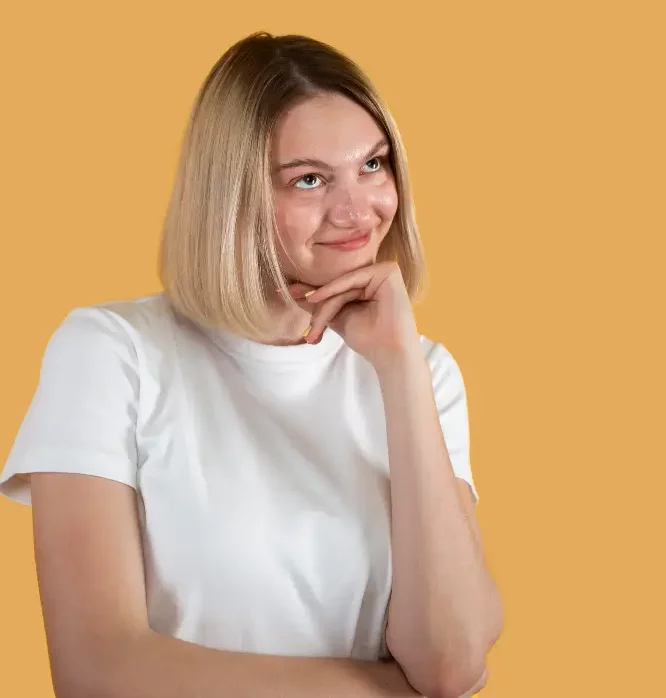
[292,261,503,698]
[375,348,502,698]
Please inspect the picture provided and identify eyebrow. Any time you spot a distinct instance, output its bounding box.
[273,137,390,174]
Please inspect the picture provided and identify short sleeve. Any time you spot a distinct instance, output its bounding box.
[0,307,140,505]
[424,339,479,503]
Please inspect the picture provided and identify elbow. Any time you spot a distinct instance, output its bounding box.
[426,662,489,698]
[428,614,502,698]
[394,647,489,698]
[391,631,498,698]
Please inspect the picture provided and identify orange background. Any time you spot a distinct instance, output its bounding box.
[1,1,664,696]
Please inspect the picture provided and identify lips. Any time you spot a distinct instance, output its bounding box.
[318,229,372,245]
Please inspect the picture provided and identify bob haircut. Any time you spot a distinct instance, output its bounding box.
[158,31,427,342]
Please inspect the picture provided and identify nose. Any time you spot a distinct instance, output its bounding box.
[327,184,374,228]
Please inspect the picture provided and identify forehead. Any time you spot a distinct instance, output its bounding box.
[272,93,386,163]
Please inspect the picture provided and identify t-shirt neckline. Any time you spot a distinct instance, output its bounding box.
[201,324,346,364]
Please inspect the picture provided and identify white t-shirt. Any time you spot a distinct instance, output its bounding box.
[0,292,478,661]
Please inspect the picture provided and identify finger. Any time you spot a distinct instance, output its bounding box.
[276,282,318,313]
[306,290,361,343]
[284,282,318,299]
[304,261,398,305]
[305,289,362,343]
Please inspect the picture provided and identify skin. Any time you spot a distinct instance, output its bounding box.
[26,93,500,698]
[268,92,398,344]
[272,92,503,694]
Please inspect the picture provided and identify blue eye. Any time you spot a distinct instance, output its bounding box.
[292,156,386,190]
[294,174,322,190]
[362,157,383,173]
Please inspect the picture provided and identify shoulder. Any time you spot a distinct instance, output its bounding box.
[35,293,196,401]
[417,334,469,413]
[418,334,465,383]
[68,292,177,339]
[50,292,184,358]
[419,334,477,498]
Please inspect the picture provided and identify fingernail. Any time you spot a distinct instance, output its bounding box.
[301,324,312,338]
[304,290,316,298]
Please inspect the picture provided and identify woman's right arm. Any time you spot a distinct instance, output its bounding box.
[31,472,421,698]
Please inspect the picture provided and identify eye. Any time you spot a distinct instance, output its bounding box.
[293,173,323,190]
[361,156,385,173]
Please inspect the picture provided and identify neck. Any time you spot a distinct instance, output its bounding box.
[260,298,313,346]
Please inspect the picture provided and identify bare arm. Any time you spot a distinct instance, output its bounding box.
[376,351,503,698]
[30,473,420,698]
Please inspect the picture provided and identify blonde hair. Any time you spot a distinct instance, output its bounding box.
[158,31,426,342]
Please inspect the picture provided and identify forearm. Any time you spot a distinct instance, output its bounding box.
[375,350,501,695]
[71,629,421,698]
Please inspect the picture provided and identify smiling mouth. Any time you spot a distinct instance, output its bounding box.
[317,230,373,251]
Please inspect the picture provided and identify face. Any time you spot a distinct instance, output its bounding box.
[271,92,399,287]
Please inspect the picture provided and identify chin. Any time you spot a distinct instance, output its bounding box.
[303,252,378,286]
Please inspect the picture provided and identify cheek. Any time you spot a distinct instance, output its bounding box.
[375,181,399,221]
[274,196,323,248]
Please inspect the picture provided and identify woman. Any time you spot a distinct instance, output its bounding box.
[0,32,502,698]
